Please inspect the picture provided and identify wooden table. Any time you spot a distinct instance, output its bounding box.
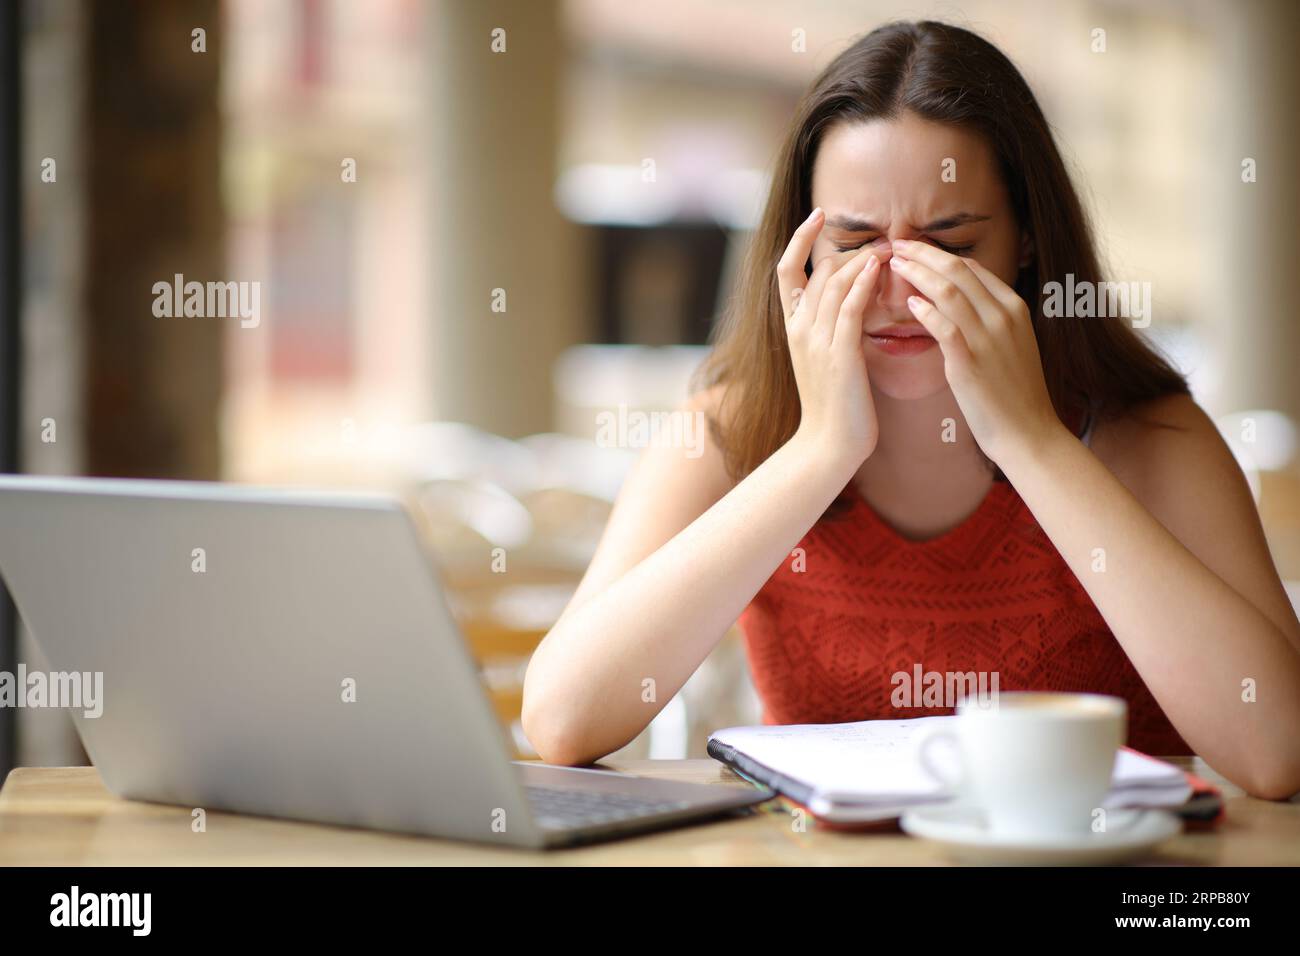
[1,757,1296,865]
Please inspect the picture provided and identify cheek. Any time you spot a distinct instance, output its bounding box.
[809,239,840,268]
[972,241,1022,287]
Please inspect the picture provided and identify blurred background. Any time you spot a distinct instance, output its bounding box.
[5,0,1299,777]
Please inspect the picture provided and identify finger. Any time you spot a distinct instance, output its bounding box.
[962,257,1033,324]
[814,247,876,340]
[776,207,825,319]
[888,255,988,349]
[890,239,1003,321]
[832,253,882,349]
[787,287,806,324]
[906,294,971,367]
[791,245,856,330]
[789,251,839,329]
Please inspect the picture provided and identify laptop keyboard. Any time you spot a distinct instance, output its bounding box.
[525,785,693,830]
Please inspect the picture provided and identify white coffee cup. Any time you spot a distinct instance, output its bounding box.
[914,691,1126,838]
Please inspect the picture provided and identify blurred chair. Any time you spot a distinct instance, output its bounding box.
[551,343,710,441]
[398,358,766,762]
[518,431,635,503]
[409,473,572,759]
[398,421,539,495]
[401,425,637,759]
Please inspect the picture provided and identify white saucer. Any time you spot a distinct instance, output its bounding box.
[900,804,1182,866]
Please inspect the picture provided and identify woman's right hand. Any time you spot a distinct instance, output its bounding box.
[777,206,885,471]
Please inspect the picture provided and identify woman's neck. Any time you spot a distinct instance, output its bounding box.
[865,387,985,468]
[853,387,996,539]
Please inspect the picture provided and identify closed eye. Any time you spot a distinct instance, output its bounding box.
[834,237,975,256]
[831,237,886,253]
[933,240,975,255]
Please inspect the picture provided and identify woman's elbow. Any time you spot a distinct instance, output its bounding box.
[520,687,599,767]
[1236,750,1300,801]
[1241,768,1300,801]
[523,723,592,767]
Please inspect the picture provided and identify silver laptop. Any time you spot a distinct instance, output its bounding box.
[0,475,770,849]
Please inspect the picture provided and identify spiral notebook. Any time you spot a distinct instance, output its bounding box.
[707,715,1223,825]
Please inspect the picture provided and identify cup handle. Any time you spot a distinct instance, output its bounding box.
[915,727,963,793]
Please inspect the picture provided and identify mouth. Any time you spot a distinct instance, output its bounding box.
[864,322,937,356]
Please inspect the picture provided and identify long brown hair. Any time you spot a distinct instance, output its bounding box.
[695,20,1187,494]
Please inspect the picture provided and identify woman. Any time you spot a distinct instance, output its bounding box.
[522,20,1300,798]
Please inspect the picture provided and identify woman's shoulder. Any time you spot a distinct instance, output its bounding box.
[618,383,738,508]
[1093,390,1211,443]
[686,379,745,426]
[681,382,740,491]
[1089,392,1238,499]
[684,379,740,448]
[685,381,727,418]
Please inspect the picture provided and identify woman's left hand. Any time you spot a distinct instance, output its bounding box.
[887,238,1065,466]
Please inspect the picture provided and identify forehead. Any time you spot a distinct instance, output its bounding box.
[810,114,1008,226]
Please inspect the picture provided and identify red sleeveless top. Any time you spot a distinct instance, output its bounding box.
[739,478,1193,755]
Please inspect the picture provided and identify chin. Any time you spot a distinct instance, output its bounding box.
[864,354,950,401]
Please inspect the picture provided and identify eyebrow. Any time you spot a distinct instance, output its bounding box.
[824,212,992,232]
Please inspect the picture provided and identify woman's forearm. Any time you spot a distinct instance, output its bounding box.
[523,431,857,765]
[1000,425,1300,798]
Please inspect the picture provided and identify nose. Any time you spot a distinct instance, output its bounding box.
[876,244,919,313]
